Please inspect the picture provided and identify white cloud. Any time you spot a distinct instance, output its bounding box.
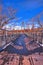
[14,26,21,30]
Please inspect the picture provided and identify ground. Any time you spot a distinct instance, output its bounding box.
[0,34,43,65]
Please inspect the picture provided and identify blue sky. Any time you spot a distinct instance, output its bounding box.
[0,0,43,26]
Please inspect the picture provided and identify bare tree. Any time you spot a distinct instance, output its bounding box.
[26,22,29,29]
[37,16,43,28]
[37,14,43,45]
[35,11,43,28]
[21,21,25,30]
[0,6,16,30]
[0,5,16,46]
[30,18,35,41]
